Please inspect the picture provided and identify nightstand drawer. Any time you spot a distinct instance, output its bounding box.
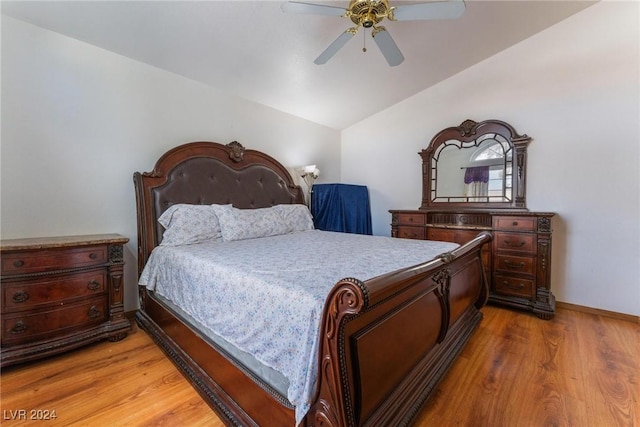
[493,216,536,232]
[396,226,426,240]
[494,254,535,275]
[1,246,108,275]
[494,274,535,298]
[495,232,535,253]
[2,270,106,312]
[1,297,108,345]
[396,213,426,226]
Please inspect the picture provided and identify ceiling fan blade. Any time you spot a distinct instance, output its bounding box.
[314,29,357,65]
[281,1,346,17]
[372,27,404,67]
[391,0,466,21]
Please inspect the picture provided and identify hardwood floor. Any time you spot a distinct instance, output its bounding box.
[1,306,638,426]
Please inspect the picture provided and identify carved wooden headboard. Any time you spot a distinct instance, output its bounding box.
[133,141,305,273]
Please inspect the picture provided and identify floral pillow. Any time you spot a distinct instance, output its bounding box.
[158,204,225,246]
[273,204,315,232]
[212,205,290,242]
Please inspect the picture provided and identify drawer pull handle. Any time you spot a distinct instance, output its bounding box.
[13,260,24,268]
[89,253,98,260]
[12,291,29,303]
[408,217,414,222]
[87,280,101,291]
[503,260,526,269]
[512,221,519,226]
[88,306,101,319]
[11,321,27,335]
[504,239,526,247]
[503,281,525,290]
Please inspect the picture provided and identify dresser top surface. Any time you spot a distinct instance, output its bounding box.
[389,209,555,217]
[0,234,129,252]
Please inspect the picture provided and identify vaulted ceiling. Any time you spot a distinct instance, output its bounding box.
[2,1,596,129]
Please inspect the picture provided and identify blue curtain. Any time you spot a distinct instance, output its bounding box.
[311,184,372,235]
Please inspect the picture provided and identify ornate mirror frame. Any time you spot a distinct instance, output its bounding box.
[419,119,531,210]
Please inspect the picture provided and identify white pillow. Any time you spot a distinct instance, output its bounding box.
[273,204,315,232]
[158,204,225,246]
[212,205,289,242]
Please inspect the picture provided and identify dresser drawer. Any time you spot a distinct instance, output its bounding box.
[494,254,535,275]
[427,228,456,242]
[428,228,485,245]
[1,246,108,275]
[494,232,535,253]
[396,226,426,240]
[493,216,536,232]
[2,270,106,312]
[494,274,535,298]
[396,213,426,226]
[1,297,108,345]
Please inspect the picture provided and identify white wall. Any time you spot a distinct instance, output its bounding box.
[1,16,342,311]
[342,2,640,316]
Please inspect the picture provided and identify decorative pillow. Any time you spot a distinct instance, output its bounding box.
[158,204,225,246]
[273,204,315,232]
[212,205,290,242]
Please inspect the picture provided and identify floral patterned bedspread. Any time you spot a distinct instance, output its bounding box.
[139,230,458,424]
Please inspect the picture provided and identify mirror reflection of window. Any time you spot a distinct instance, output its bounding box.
[463,136,513,202]
[464,166,489,201]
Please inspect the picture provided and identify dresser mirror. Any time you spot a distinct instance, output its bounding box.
[419,119,531,210]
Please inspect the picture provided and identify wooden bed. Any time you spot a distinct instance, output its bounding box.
[133,141,492,427]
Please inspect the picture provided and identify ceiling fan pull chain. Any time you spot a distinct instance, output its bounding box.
[362,28,367,53]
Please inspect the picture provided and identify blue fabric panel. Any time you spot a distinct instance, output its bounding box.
[311,184,372,235]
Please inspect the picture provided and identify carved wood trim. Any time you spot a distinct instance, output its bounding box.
[227,141,245,162]
[109,244,124,263]
[308,278,368,427]
[433,268,452,343]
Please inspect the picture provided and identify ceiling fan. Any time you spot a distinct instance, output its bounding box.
[282,0,466,66]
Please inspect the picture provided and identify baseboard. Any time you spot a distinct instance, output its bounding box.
[556,302,639,324]
[125,310,140,332]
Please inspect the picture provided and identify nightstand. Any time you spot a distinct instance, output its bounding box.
[1,234,131,367]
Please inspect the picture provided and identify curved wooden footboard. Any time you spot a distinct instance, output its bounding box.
[307,231,492,427]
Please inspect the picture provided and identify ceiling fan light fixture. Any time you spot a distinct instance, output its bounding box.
[347,0,389,27]
[362,16,375,28]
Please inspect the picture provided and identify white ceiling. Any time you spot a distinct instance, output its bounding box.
[2,0,596,130]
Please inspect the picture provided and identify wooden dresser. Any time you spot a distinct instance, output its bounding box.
[1,234,131,367]
[390,210,555,319]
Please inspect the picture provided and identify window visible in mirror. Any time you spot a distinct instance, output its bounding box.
[468,138,513,200]
[472,139,504,161]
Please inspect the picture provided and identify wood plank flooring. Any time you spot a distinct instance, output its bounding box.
[1,306,638,426]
